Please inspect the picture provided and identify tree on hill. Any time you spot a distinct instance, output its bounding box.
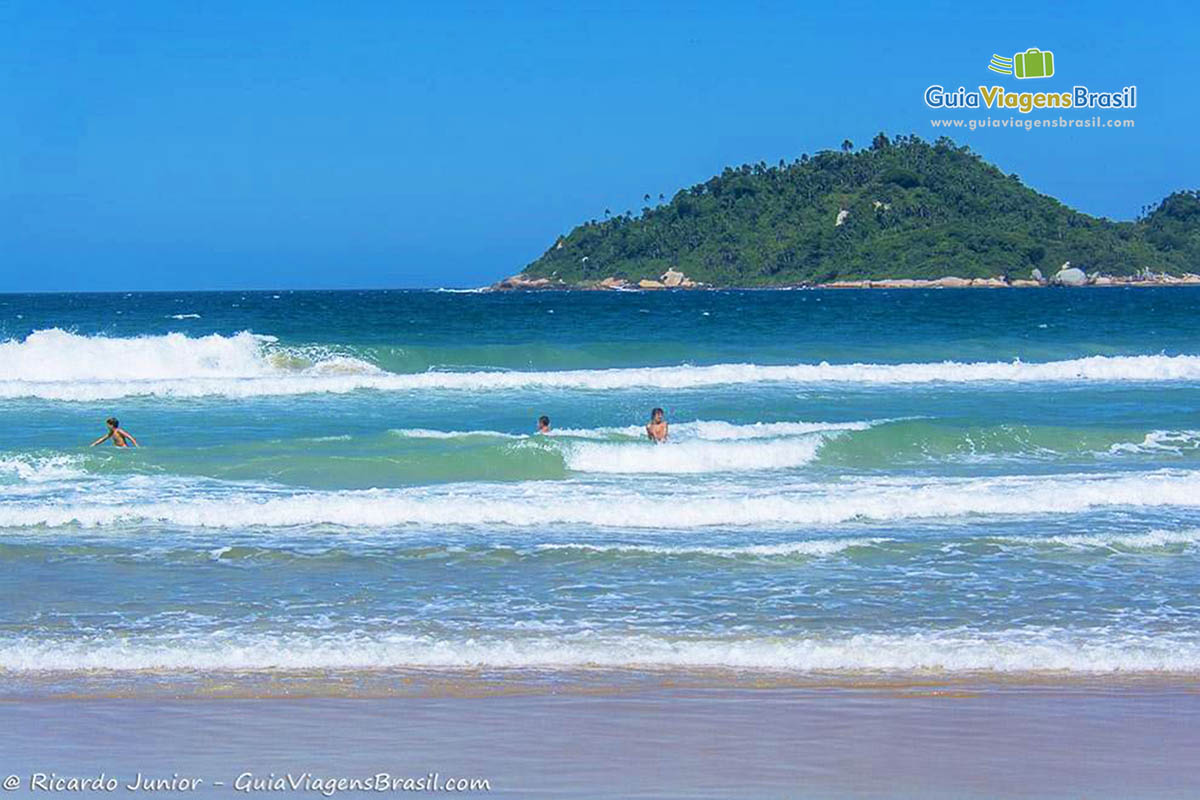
[520,135,1197,287]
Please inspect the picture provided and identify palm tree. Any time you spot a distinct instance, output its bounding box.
[841,139,854,153]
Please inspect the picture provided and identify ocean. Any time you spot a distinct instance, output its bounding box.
[2,287,1200,692]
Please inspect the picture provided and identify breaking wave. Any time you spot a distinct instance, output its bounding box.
[3,469,1200,530]
[4,329,1200,400]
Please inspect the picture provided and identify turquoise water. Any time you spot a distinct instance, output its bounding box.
[2,288,1200,685]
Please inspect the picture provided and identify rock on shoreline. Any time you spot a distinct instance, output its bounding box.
[489,270,1200,292]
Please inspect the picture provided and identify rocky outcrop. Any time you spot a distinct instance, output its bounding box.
[835,209,849,227]
[491,266,1200,292]
[1053,264,1088,286]
[490,273,560,291]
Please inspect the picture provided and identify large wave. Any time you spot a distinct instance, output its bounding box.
[4,469,1200,529]
[5,329,1200,400]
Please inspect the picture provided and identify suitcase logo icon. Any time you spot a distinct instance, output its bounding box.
[988,48,1055,79]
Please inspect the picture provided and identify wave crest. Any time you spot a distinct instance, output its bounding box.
[4,329,1200,400]
[4,469,1200,529]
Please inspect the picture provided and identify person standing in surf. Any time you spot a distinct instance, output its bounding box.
[537,415,551,434]
[90,417,139,448]
[646,408,668,443]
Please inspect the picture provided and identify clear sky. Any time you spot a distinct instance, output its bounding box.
[2,1,1196,291]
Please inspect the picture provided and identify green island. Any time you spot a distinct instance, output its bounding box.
[497,134,1200,289]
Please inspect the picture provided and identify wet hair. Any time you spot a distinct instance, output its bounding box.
[538,415,550,427]
[106,417,119,428]
[650,408,664,419]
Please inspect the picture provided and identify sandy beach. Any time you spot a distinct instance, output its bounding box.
[3,681,1198,799]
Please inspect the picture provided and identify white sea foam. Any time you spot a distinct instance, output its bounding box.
[0,454,88,483]
[535,537,890,558]
[389,428,522,440]
[4,329,1200,400]
[1001,527,1200,550]
[2,629,1196,673]
[552,419,878,441]
[4,469,1200,529]
[387,419,875,473]
[564,436,827,473]
[391,419,881,442]
[1108,430,1200,456]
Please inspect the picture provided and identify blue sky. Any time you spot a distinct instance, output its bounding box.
[2,1,1196,290]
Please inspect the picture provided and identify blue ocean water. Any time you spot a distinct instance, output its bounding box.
[1,288,1200,686]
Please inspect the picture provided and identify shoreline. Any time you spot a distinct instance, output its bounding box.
[490,274,1200,291]
[6,666,1200,701]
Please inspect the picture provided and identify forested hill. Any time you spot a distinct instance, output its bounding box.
[517,134,1200,287]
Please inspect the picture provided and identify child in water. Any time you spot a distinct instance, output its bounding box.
[537,415,551,434]
[646,407,668,443]
[91,417,139,448]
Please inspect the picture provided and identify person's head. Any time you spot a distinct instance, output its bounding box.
[650,408,664,423]
[106,417,119,430]
[538,415,550,430]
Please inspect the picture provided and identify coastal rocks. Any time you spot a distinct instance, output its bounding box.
[585,272,698,290]
[1053,264,1088,287]
[490,273,558,291]
[824,276,1009,289]
[1031,268,1045,283]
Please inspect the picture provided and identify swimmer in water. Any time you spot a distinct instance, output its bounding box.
[90,417,139,448]
[537,415,551,434]
[646,407,668,443]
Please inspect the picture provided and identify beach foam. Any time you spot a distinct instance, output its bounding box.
[2,628,1195,673]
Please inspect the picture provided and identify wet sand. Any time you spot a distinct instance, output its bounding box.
[3,684,1198,798]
